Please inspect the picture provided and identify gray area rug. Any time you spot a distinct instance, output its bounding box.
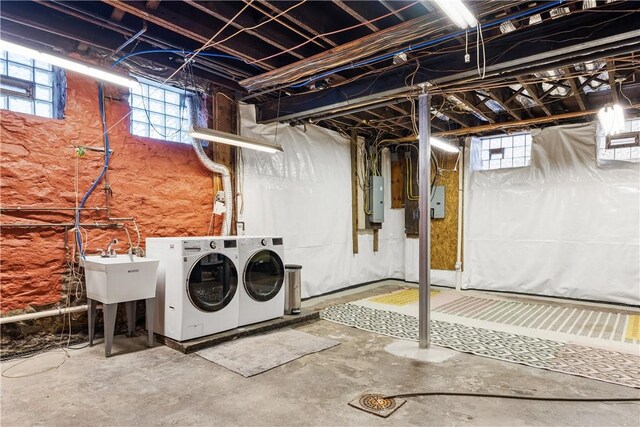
[196,328,340,377]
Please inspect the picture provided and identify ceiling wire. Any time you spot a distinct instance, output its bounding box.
[82,1,254,147]
[246,1,421,65]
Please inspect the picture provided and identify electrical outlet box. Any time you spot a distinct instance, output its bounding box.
[431,185,445,219]
[370,176,384,223]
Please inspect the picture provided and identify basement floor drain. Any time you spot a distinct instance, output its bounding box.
[348,393,406,418]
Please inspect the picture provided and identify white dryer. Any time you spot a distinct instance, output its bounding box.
[236,236,286,326]
[146,237,239,341]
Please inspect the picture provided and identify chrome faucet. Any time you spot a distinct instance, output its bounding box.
[101,238,119,258]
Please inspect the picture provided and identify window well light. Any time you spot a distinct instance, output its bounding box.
[598,104,625,136]
[0,40,137,88]
[190,127,284,153]
[429,0,478,29]
[430,137,460,153]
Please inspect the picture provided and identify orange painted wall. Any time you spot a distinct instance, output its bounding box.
[0,73,215,312]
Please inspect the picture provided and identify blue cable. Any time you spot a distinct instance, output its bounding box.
[76,48,253,259]
[291,0,565,88]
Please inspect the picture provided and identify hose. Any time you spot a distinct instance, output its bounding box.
[383,391,640,403]
[191,138,233,236]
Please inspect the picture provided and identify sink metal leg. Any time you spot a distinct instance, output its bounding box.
[125,301,136,337]
[145,298,155,347]
[87,299,97,347]
[103,303,118,357]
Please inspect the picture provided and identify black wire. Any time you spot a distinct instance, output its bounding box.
[383,391,640,402]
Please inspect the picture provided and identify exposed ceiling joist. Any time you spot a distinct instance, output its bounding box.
[101,0,277,70]
[256,8,640,124]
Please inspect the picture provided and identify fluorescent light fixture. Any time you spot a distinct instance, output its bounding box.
[190,127,283,153]
[430,137,460,153]
[0,40,137,88]
[597,104,625,136]
[430,0,478,29]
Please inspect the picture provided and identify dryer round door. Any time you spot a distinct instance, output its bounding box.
[186,253,238,312]
[244,250,284,302]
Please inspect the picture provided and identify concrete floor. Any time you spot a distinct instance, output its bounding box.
[2,283,640,426]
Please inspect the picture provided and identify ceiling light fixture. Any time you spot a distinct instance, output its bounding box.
[0,40,137,88]
[430,137,460,153]
[190,127,284,153]
[597,104,625,136]
[429,0,478,30]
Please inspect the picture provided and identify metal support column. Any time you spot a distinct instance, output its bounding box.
[418,92,431,348]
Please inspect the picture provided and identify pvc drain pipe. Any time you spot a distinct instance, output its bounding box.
[0,305,88,325]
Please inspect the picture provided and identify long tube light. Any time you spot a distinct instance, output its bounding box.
[430,137,459,153]
[190,127,284,153]
[429,0,478,30]
[597,104,625,136]
[0,40,137,88]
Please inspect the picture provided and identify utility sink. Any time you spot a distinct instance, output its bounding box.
[81,255,159,304]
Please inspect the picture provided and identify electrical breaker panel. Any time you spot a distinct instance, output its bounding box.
[431,185,445,219]
[370,176,384,223]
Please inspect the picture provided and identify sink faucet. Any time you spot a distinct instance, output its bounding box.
[101,238,119,258]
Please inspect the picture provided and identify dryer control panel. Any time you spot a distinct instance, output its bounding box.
[182,241,202,255]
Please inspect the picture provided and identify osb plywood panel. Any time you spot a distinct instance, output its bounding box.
[403,150,459,271]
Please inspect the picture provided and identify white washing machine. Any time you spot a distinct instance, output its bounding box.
[236,236,286,327]
[146,237,239,341]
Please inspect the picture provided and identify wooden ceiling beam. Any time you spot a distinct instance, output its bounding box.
[484,88,522,120]
[449,93,497,124]
[332,0,380,32]
[253,0,338,48]
[184,0,310,61]
[101,0,276,70]
[516,77,553,116]
[608,59,619,104]
[562,66,587,111]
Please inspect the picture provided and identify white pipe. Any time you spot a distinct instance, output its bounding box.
[0,305,88,325]
[191,139,233,236]
[455,141,466,291]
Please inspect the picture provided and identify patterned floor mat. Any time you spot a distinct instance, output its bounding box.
[321,303,640,388]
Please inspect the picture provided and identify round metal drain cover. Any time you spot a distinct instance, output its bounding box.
[359,394,396,412]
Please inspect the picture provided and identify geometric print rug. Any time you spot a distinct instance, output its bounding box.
[321,303,640,389]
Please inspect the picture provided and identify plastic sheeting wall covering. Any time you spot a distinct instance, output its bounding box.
[238,104,404,298]
[463,122,640,305]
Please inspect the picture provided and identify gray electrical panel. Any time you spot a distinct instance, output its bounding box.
[370,176,384,223]
[431,185,445,219]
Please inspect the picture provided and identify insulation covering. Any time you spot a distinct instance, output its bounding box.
[464,122,640,305]
[239,104,404,298]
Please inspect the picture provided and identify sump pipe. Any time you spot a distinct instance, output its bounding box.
[0,305,88,325]
[191,139,233,236]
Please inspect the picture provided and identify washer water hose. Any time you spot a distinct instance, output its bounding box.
[191,138,233,236]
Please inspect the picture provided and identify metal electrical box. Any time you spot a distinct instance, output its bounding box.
[431,185,445,219]
[370,176,384,223]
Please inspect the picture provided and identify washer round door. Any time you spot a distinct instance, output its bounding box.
[187,253,238,312]
[244,250,285,302]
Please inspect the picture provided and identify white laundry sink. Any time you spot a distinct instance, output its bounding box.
[81,255,159,304]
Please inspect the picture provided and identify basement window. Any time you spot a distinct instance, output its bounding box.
[0,50,61,118]
[473,132,532,170]
[598,118,640,161]
[129,77,193,144]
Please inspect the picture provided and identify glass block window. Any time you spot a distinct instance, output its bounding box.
[598,117,640,161]
[474,133,532,170]
[0,50,56,118]
[129,77,192,144]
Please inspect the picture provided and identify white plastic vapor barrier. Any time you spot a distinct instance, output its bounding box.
[239,104,404,298]
[464,122,640,305]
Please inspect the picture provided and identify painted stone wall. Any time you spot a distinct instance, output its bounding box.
[0,73,216,312]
